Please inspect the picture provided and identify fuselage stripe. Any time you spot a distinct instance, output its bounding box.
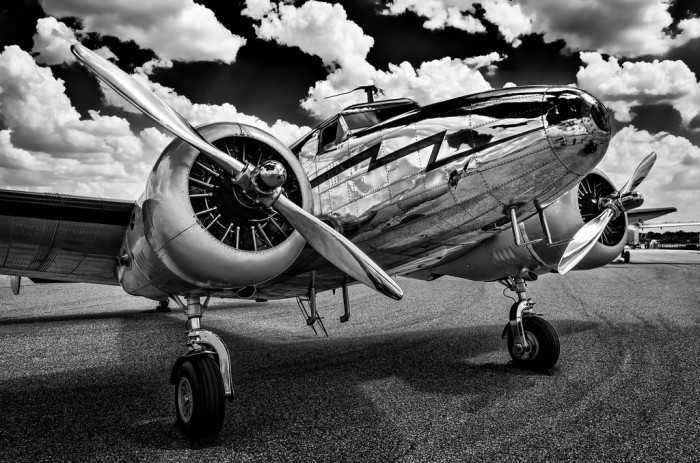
[308,125,543,188]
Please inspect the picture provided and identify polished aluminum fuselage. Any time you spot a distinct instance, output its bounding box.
[0,85,612,300]
[285,86,610,285]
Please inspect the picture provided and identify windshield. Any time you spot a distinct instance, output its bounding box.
[341,102,418,130]
[343,111,380,130]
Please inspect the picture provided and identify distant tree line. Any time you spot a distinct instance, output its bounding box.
[642,230,700,244]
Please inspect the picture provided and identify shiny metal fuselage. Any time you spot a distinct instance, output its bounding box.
[290,86,610,284]
[0,85,613,300]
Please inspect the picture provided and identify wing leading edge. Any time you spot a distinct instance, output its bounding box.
[0,189,134,285]
[627,207,677,224]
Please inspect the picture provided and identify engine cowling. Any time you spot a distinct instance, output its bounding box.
[422,170,627,281]
[118,122,312,299]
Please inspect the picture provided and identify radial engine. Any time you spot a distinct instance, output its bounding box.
[116,123,312,300]
[428,171,629,282]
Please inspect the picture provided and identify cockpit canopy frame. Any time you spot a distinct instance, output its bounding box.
[291,98,420,156]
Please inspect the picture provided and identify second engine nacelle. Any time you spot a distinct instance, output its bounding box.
[424,171,627,282]
[117,122,312,299]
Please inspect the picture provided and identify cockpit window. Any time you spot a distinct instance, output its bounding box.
[289,98,420,156]
[341,102,419,131]
[343,111,380,130]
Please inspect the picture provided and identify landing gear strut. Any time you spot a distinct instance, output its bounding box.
[169,296,233,442]
[500,275,560,371]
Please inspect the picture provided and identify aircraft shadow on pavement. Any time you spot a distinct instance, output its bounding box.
[0,300,281,326]
[0,309,153,325]
[0,313,597,459]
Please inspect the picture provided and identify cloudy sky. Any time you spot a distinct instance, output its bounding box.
[0,0,699,224]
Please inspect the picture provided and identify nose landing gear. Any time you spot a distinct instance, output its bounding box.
[499,275,560,371]
[174,354,225,441]
[169,295,233,444]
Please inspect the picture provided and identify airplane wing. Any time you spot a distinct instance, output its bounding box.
[638,221,700,229]
[627,207,677,224]
[0,189,134,285]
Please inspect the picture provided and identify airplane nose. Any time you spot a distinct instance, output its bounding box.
[544,87,611,175]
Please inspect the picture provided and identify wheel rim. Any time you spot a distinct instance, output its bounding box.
[177,377,193,423]
[512,331,540,362]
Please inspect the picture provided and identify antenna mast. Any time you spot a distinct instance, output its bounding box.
[324,85,380,103]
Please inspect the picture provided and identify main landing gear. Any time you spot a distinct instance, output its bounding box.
[499,274,560,371]
[169,295,233,443]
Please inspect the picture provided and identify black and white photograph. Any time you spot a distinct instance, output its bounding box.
[1,0,699,461]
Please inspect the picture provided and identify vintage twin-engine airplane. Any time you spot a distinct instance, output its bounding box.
[0,44,657,441]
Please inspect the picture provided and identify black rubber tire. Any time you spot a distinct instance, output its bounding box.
[174,355,225,440]
[623,250,631,263]
[507,317,560,371]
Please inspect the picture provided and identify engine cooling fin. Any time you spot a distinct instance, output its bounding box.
[577,173,626,247]
[188,136,302,252]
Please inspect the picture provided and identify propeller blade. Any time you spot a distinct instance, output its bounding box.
[274,196,403,299]
[558,209,614,274]
[71,44,245,177]
[621,151,656,195]
[558,151,657,274]
[72,44,403,300]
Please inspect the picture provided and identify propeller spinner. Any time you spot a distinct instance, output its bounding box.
[558,152,657,274]
[71,44,402,300]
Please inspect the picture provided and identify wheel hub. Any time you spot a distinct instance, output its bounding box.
[511,331,540,362]
[177,377,193,423]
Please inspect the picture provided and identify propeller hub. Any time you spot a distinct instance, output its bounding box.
[621,191,644,211]
[251,160,288,194]
[599,196,622,219]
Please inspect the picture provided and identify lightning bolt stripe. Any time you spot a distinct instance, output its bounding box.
[308,126,542,188]
[309,131,446,188]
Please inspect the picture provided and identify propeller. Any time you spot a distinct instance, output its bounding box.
[558,152,656,274]
[71,44,403,300]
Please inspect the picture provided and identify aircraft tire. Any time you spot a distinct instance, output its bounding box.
[623,251,631,263]
[508,317,560,371]
[174,355,225,440]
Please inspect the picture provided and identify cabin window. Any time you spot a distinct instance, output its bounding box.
[319,121,344,152]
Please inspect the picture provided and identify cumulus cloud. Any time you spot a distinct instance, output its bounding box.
[301,54,502,118]
[382,0,531,46]
[244,1,504,119]
[518,0,700,57]
[0,44,307,199]
[41,0,246,63]
[98,68,309,145]
[31,17,79,65]
[31,17,117,66]
[243,0,374,69]
[383,0,487,34]
[598,125,700,221]
[383,0,700,57]
[0,45,169,198]
[577,52,700,128]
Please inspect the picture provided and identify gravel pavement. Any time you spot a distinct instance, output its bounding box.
[0,249,699,462]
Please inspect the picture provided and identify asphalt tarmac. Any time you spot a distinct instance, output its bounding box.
[1,249,699,462]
